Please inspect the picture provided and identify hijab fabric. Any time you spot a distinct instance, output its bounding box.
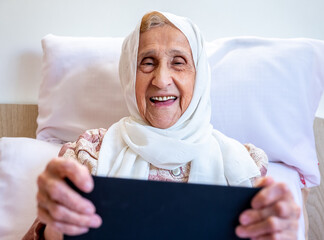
[97,11,260,186]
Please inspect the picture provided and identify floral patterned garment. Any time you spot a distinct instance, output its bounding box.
[59,128,268,184]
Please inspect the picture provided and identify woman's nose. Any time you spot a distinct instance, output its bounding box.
[152,64,172,89]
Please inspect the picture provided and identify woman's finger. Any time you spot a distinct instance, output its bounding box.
[254,176,275,188]
[46,158,94,193]
[46,200,102,228]
[37,158,96,214]
[236,216,299,238]
[36,157,103,235]
[251,181,291,209]
[38,204,99,236]
[52,221,90,236]
[36,188,50,209]
[239,199,301,225]
[250,230,298,240]
[37,173,95,215]
[38,204,55,225]
[37,189,101,228]
[45,177,95,214]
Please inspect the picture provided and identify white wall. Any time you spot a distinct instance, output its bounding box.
[1,0,324,116]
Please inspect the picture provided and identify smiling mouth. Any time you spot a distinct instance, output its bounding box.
[150,96,177,103]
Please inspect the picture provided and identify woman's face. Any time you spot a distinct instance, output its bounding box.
[136,25,196,129]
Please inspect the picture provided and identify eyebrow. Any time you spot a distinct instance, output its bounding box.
[137,50,156,60]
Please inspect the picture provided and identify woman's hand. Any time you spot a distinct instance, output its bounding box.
[236,176,300,240]
[36,157,102,238]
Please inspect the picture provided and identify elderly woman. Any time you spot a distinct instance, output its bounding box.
[23,11,300,240]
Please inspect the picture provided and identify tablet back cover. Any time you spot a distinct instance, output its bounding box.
[65,176,259,240]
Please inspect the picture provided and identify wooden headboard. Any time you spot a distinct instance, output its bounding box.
[308,118,324,239]
[0,104,323,239]
[0,104,38,138]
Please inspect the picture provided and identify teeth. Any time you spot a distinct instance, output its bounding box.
[151,96,176,102]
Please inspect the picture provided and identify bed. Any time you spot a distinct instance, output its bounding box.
[0,35,323,240]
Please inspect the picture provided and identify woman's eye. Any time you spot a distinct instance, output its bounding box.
[139,58,155,73]
[173,57,186,65]
[141,58,154,66]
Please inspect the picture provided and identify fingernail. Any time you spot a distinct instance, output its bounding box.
[80,227,89,234]
[90,215,102,228]
[240,214,249,225]
[236,226,249,238]
[235,226,244,237]
[84,181,93,192]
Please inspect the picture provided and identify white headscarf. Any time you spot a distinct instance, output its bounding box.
[97,11,260,186]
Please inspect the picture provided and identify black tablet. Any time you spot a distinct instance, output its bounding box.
[65,176,260,240]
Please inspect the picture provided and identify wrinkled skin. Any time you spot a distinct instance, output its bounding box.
[37,158,101,239]
[136,25,195,129]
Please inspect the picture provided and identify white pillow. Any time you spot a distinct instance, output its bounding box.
[0,137,62,240]
[207,37,324,187]
[36,35,323,187]
[36,34,129,143]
